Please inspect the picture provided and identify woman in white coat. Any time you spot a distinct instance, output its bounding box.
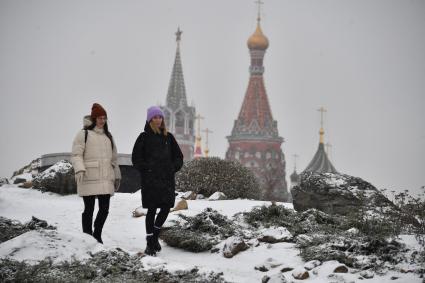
[71,103,121,244]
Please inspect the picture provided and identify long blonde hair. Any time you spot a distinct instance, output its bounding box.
[149,120,168,136]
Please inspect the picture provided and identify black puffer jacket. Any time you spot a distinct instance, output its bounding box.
[131,121,184,208]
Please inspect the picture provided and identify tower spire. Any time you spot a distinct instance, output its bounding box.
[302,107,337,174]
[202,128,213,157]
[194,114,204,158]
[161,27,196,161]
[317,106,327,144]
[175,27,182,46]
[166,27,188,109]
[226,5,288,201]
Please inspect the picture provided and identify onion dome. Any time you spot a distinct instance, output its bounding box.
[247,21,269,50]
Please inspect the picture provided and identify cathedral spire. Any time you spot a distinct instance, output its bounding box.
[166,27,188,110]
[160,27,196,161]
[226,4,288,201]
[303,107,338,173]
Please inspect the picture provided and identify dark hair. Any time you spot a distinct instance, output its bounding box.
[84,119,114,149]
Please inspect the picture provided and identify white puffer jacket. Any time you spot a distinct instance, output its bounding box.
[71,116,121,197]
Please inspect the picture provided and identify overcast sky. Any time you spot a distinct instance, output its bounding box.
[0,0,424,196]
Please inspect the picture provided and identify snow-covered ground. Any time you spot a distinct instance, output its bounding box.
[0,185,422,283]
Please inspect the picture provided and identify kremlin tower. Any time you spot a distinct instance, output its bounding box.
[160,28,196,161]
[302,107,338,174]
[225,8,289,201]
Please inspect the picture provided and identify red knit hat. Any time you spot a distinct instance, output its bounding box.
[91,103,107,119]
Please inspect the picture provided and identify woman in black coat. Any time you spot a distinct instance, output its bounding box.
[131,106,183,256]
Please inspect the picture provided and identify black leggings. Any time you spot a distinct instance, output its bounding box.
[82,194,110,233]
[145,208,170,235]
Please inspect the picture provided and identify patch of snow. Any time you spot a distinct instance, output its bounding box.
[141,256,167,270]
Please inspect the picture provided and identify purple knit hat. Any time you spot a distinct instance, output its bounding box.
[146,106,164,122]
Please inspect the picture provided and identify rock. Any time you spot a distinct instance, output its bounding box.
[359,270,374,279]
[333,265,348,273]
[280,267,294,273]
[19,181,32,188]
[170,199,188,212]
[254,258,283,272]
[0,178,9,186]
[181,191,197,200]
[304,260,321,270]
[13,178,27,184]
[327,274,349,282]
[290,172,396,216]
[222,236,248,258]
[247,238,260,247]
[132,206,146,217]
[11,158,40,179]
[0,216,55,244]
[256,265,269,272]
[292,267,309,280]
[196,194,205,199]
[262,273,288,283]
[258,226,293,243]
[209,191,227,201]
[32,160,76,195]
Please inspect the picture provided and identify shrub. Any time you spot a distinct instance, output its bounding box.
[176,157,261,200]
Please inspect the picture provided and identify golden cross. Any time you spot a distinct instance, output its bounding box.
[317,106,327,129]
[202,128,213,157]
[195,114,204,138]
[255,0,264,22]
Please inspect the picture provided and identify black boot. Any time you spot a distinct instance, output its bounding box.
[153,226,162,252]
[93,210,108,244]
[82,212,93,235]
[144,235,156,256]
[93,229,103,244]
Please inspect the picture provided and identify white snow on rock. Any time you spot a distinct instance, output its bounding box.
[291,267,309,279]
[208,191,227,201]
[180,190,197,200]
[258,226,293,243]
[34,160,73,180]
[196,194,205,200]
[254,257,283,271]
[222,236,248,258]
[304,259,321,270]
[323,173,347,187]
[11,173,33,183]
[263,272,288,283]
[360,270,375,279]
[0,229,103,264]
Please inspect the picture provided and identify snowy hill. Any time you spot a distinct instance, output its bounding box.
[0,185,423,282]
